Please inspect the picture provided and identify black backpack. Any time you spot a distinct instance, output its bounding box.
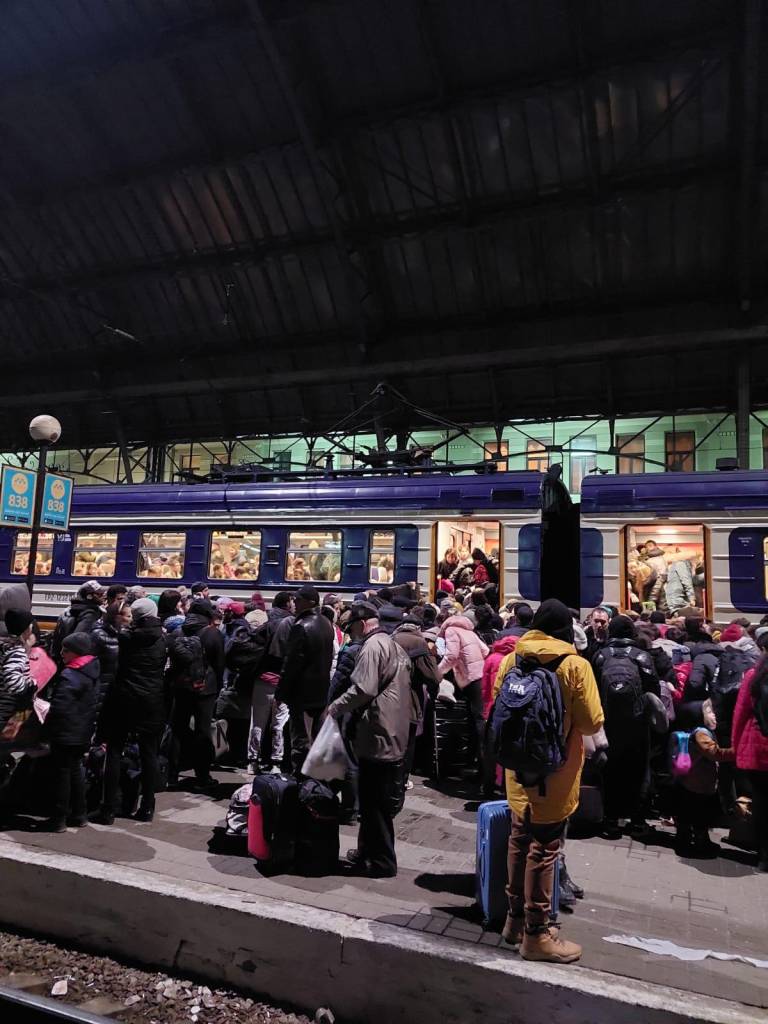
[167,634,207,692]
[225,621,272,685]
[602,648,645,722]
[715,647,757,696]
[487,654,567,790]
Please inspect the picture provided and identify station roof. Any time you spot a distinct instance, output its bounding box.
[0,0,764,449]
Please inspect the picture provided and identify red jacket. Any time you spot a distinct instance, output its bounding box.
[480,634,519,718]
[732,668,768,772]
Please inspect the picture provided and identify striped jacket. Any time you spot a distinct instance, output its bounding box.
[0,636,35,732]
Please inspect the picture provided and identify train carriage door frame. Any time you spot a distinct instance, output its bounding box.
[432,519,503,604]
[622,522,710,618]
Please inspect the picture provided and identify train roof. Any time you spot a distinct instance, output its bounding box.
[68,471,545,521]
[580,470,768,513]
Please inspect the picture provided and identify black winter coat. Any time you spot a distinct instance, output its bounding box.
[275,607,334,711]
[91,621,119,737]
[92,622,119,689]
[46,656,101,747]
[105,618,168,732]
[328,639,363,704]
[684,641,721,702]
[648,645,676,686]
[50,598,103,661]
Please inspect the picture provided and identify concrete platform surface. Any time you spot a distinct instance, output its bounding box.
[0,770,766,1019]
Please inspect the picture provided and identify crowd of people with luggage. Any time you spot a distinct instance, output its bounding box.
[1,570,767,968]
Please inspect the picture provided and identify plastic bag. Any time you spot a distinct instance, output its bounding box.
[302,716,354,782]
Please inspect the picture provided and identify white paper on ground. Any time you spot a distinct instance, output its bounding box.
[603,934,768,970]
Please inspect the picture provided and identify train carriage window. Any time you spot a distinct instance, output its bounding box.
[137,532,186,579]
[10,532,53,576]
[209,530,261,581]
[370,531,395,584]
[72,532,118,577]
[764,537,768,599]
[286,531,342,583]
[625,525,706,615]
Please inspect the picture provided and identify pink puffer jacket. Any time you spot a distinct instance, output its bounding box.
[438,616,489,689]
[732,668,768,772]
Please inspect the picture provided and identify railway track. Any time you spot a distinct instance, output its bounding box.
[0,984,115,1023]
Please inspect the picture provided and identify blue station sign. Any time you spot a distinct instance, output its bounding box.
[0,466,36,528]
[40,473,73,531]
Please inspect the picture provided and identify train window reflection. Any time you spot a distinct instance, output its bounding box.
[286,531,342,583]
[370,531,395,584]
[137,532,186,579]
[11,532,54,576]
[209,530,261,581]
[625,525,706,615]
[72,532,118,577]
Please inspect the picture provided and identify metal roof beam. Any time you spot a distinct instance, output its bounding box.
[0,326,763,409]
[1,157,737,301]
[0,29,730,211]
[246,0,374,354]
[736,0,763,313]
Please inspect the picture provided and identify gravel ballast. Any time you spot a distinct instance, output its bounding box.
[0,928,324,1023]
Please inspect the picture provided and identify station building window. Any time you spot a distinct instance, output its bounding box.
[665,431,695,472]
[484,442,508,472]
[286,531,342,583]
[209,530,261,581]
[137,532,186,579]
[526,439,548,472]
[569,436,596,495]
[370,531,395,584]
[616,433,645,474]
[625,524,706,615]
[72,532,118,577]
[11,532,54,576]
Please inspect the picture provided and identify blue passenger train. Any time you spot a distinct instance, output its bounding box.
[2,468,767,624]
[0,472,547,622]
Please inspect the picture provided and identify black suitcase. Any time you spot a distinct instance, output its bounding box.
[430,699,472,780]
[295,778,340,876]
[250,772,298,871]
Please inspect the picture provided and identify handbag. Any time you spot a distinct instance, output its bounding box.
[214,684,251,721]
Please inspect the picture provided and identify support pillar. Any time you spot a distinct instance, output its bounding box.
[737,354,751,469]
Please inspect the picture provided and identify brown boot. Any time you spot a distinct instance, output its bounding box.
[521,927,582,964]
[501,914,524,946]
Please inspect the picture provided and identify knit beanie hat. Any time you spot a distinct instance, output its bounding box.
[5,609,33,636]
[62,632,94,656]
[131,598,158,622]
[530,599,574,644]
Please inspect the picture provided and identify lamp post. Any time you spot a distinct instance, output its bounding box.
[25,415,61,599]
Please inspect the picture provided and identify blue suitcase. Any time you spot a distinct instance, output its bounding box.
[476,800,560,929]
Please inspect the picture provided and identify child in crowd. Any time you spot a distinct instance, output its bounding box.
[672,700,734,856]
[43,633,101,833]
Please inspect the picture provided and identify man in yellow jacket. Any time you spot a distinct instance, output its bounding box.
[492,598,604,964]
